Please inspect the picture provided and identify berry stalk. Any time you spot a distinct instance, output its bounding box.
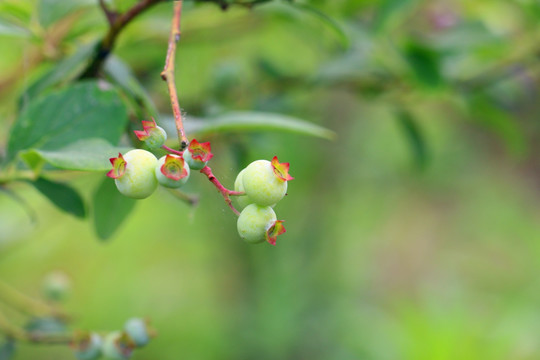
[161,0,189,150]
[200,166,244,216]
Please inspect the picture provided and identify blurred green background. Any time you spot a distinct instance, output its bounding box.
[1,0,540,359]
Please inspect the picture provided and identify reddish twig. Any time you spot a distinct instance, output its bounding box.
[161,0,189,151]
[200,166,243,215]
[161,145,184,156]
[98,0,118,25]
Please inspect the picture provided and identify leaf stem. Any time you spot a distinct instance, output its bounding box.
[161,145,184,156]
[199,166,241,215]
[161,1,189,151]
[0,281,69,321]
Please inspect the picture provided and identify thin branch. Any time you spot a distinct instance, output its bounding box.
[81,0,165,78]
[168,188,199,207]
[200,166,241,215]
[161,1,189,151]
[0,281,69,321]
[98,0,118,25]
[161,145,184,156]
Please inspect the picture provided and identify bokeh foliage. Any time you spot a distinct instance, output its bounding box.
[0,0,539,359]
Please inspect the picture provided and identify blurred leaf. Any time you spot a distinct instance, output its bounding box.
[9,81,128,161]
[0,340,15,360]
[19,139,132,173]
[93,177,136,240]
[288,3,350,48]
[0,18,30,37]
[182,111,336,140]
[468,94,526,155]
[19,43,96,107]
[37,0,93,28]
[0,187,37,224]
[396,110,428,169]
[30,177,86,219]
[373,0,418,32]
[0,2,34,25]
[25,317,67,333]
[404,42,443,88]
[103,55,159,118]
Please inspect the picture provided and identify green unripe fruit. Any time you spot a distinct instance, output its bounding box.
[115,149,158,199]
[143,126,167,150]
[74,333,102,360]
[42,271,70,302]
[155,155,190,188]
[183,148,206,170]
[234,169,253,210]
[124,318,150,347]
[102,332,133,360]
[242,160,287,206]
[237,204,277,244]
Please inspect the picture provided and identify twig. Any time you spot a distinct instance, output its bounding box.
[98,0,118,24]
[161,1,189,151]
[161,145,184,156]
[81,0,165,78]
[200,166,243,215]
[0,281,69,321]
[168,188,199,206]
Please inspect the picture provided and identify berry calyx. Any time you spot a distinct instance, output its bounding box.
[124,318,154,347]
[155,154,190,188]
[242,157,293,206]
[134,118,167,149]
[234,169,253,210]
[108,149,158,199]
[102,332,134,360]
[184,139,213,170]
[73,332,102,360]
[237,204,285,245]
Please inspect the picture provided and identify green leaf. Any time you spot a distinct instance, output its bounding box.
[103,55,159,118]
[8,81,128,161]
[37,0,94,28]
[93,177,137,240]
[0,18,30,37]
[19,139,133,173]
[373,0,419,32]
[404,42,442,88]
[288,3,349,49]
[19,43,96,106]
[181,111,336,140]
[396,110,429,170]
[30,177,86,218]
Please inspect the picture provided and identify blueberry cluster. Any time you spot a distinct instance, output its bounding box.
[73,318,153,360]
[235,157,294,245]
[107,120,211,199]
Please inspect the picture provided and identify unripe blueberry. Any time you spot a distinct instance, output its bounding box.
[42,271,70,301]
[73,333,102,360]
[102,332,134,360]
[155,155,190,188]
[242,157,293,207]
[184,139,213,170]
[134,118,167,149]
[234,169,253,210]
[107,149,158,199]
[237,204,276,244]
[124,318,152,347]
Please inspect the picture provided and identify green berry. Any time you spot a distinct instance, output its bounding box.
[144,126,167,149]
[74,333,102,360]
[155,155,190,188]
[237,204,276,244]
[184,139,213,170]
[124,318,151,347]
[242,160,287,206]
[102,332,133,360]
[234,169,253,210]
[114,149,158,199]
[42,271,70,301]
